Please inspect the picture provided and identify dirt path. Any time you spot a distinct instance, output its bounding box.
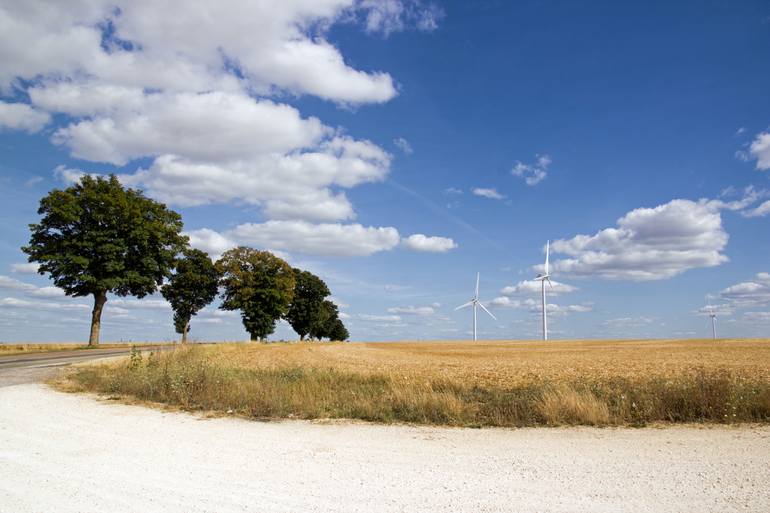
[1,384,768,512]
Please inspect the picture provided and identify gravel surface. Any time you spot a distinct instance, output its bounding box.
[1,384,769,513]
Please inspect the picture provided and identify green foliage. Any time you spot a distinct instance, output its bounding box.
[161,248,220,339]
[328,318,350,341]
[216,247,295,341]
[23,175,187,298]
[308,299,346,340]
[284,269,331,340]
[22,175,187,345]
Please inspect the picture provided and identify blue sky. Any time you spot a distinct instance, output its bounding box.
[1,0,770,342]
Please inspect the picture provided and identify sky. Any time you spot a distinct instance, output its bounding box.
[1,0,770,343]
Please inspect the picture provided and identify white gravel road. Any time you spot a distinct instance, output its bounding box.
[1,384,769,513]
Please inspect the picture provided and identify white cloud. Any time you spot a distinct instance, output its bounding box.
[601,317,655,328]
[500,280,577,296]
[0,275,63,298]
[443,187,463,195]
[741,311,770,323]
[10,263,39,274]
[358,0,443,36]
[512,154,551,186]
[720,272,770,307]
[549,198,737,281]
[387,305,436,316]
[489,296,591,316]
[1,1,441,228]
[0,1,405,103]
[749,132,770,170]
[0,101,50,133]
[401,234,457,252]
[742,200,770,218]
[185,229,237,260]
[393,137,413,154]
[227,221,401,257]
[358,314,402,322]
[472,187,504,200]
[0,297,88,311]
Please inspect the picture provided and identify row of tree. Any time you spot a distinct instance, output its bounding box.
[23,175,348,346]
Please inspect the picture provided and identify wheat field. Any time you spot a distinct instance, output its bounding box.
[64,339,770,427]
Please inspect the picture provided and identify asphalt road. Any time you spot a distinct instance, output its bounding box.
[0,347,161,387]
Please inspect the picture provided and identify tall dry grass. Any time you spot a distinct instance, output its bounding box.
[63,342,770,427]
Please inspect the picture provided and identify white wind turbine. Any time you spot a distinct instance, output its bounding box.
[534,240,553,341]
[706,296,717,340]
[455,272,496,341]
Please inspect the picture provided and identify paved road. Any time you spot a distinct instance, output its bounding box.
[0,347,162,387]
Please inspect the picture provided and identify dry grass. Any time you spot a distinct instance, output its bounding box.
[62,339,770,427]
[0,342,176,356]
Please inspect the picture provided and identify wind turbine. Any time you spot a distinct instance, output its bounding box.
[455,272,496,341]
[706,296,717,340]
[534,240,553,340]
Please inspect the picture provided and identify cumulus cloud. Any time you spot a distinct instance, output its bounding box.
[512,154,551,186]
[601,317,655,328]
[472,188,505,200]
[358,314,402,322]
[0,101,50,133]
[742,200,770,218]
[1,1,443,231]
[548,198,742,280]
[500,280,577,296]
[0,297,88,311]
[749,132,770,170]
[720,272,770,307]
[401,234,457,252]
[226,221,401,257]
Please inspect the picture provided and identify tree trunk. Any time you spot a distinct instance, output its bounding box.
[88,291,107,347]
[181,320,190,344]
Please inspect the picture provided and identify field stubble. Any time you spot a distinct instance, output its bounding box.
[62,339,770,427]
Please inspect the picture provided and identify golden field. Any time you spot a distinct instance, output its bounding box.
[63,339,770,427]
[204,338,770,386]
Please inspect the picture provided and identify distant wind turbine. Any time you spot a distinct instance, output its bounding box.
[534,240,553,340]
[706,296,717,340]
[455,272,496,341]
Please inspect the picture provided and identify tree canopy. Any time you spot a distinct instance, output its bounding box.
[161,248,220,343]
[23,175,187,346]
[217,247,295,341]
[284,268,331,340]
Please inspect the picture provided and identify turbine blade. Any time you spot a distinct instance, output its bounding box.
[479,302,497,320]
[545,240,550,275]
[475,272,480,299]
[546,277,553,289]
[454,301,473,311]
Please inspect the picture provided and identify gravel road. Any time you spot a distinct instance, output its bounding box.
[1,384,769,512]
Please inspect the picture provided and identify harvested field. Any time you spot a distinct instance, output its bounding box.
[62,339,770,427]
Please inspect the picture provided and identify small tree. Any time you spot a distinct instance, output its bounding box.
[308,299,339,340]
[284,269,330,340]
[217,247,295,341]
[161,248,219,343]
[328,318,350,341]
[23,175,186,346]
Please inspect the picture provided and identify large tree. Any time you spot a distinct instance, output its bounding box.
[217,247,295,341]
[161,248,219,344]
[328,318,350,341]
[23,175,187,346]
[284,269,331,340]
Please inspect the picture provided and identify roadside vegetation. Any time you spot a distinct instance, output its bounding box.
[62,339,770,427]
[0,342,174,357]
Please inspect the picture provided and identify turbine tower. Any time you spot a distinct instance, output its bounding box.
[706,296,717,340]
[534,240,553,340]
[455,272,496,341]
